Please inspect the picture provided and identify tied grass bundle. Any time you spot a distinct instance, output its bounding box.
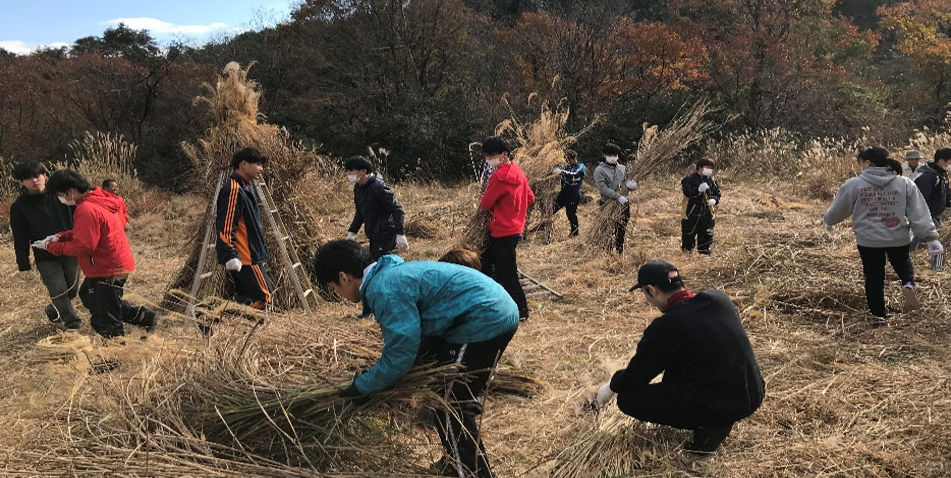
[462,208,492,252]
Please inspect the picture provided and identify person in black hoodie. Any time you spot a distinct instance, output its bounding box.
[344,156,408,261]
[911,148,951,270]
[10,161,82,328]
[587,261,765,454]
[681,157,722,255]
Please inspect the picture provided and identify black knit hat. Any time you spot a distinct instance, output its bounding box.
[629,261,682,291]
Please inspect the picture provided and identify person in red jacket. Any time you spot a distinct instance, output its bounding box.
[480,136,535,320]
[34,169,157,339]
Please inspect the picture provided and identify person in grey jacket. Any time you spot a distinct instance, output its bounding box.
[823,146,941,326]
[594,143,638,253]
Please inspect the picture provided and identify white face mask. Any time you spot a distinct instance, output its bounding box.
[346,174,359,183]
[605,156,618,164]
[58,195,76,206]
[486,158,501,169]
[701,168,714,177]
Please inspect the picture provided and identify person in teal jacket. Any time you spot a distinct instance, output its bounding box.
[313,239,519,478]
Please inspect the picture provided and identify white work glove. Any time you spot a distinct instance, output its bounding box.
[43,234,61,243]
[596,383,616,406]
[31,239,49,251]
[395,234,409,251]
[345,231,357,241]
[617,196,629,205]
[552,167,563,174]
[823,222,834,232]
[707,198,717,206]
[698,182,710,193]
[927,240,944,255]
[225,258,243,272]
[626,180,638,190]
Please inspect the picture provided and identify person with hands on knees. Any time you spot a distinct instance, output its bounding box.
[10,160,82,328]
[313,240,518,478]
[587,261,765,455]
[344,155,408,260]
[824,146,940,326]
[681,157,721,255]
[909,148,951,271]
[216,147,273,310]
[594,143,635,253]
[39,169,157,338]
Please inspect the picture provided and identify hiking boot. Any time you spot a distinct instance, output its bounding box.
[45,304,62,323]
[901,283,921,311]
[684,423,733,454]
[132,307,158,331]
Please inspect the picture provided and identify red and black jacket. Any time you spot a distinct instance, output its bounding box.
[47,188,134,278]
[215,173,271,266]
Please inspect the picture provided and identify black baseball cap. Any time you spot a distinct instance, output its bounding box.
[629,261,682,291]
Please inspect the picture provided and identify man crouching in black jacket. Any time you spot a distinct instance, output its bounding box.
[588,261,765,454]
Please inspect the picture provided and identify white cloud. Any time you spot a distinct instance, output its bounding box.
[0,40,70,55]
[101,17,234,36]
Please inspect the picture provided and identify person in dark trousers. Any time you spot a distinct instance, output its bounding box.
[681,157,722,255]
[552,149,587,237]
[344,155,408,261]
[824,147,940,326]
[594,143,638,253]
[10,161,82,328]
[216,147,273,310]
[587,261,765,454]
[313,240,518,478]
[910,148,951,270]
[479,136,535,320]
[35,169,156,339]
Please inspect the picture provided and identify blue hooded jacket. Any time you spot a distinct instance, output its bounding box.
[354,255,519,394]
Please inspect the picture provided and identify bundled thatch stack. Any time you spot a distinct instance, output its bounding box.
[162,62,346,313]
[586,100,719,252]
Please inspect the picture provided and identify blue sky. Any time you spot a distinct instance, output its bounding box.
[0,0,295,55]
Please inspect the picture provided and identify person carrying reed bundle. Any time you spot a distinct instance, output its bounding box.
[823,146,941,327]
[586,261,765,455]
[344,155,409,260]
[313,240,519,478]
[594,143,639,253]
[479,136,535,321]
[681,157,721,255]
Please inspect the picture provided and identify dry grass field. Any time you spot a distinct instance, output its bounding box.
[0,171,948,477]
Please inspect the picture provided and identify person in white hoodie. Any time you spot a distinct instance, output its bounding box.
[823,146,943,327]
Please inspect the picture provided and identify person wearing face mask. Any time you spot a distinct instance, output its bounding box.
[681,158,721,255]
[824,146,940,327]
[344,155,408,261]
[910,148,951,270]
[10,161,82,329]
[594,143,637,253]
[479,136,535,320]
[34,169,157,339]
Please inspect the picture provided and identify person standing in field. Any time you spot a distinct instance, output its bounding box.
[551,149,587,238]
[910,148,951,270]
[479,136,535,321]
[10,161,82,329]
[594,143,638,254]
[681,158,721,255]
[902,150,922,179]
[216,147,273,310]
[34,169,157,338]
[344,155,408,260]
[823,146,941,327]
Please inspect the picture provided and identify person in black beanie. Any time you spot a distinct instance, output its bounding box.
[587,261,765,454]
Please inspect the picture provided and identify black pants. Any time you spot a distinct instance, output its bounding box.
[599,201,630,253]
[36,257,81,328]
[417,326,517,478]
[480,235,529,319]
[229,264,273,309]
[682,212,715,254]
[79,276,153,338]
[857,245,915,318]
[615,382,757,431]
[553,192,580,236]
[369,233,397,261]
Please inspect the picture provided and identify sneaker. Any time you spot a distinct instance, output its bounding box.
[684,423,733,454]
[901,283,921,311]
[528,224,547,233]
[870,316,888,328]
[45,304,62,323]
[134,308,158,331]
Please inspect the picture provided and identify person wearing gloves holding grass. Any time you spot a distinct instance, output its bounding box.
[216,147,273,310]
[681,157,721,255]
[313,239,518,478]
[594,143,638,254]
[587,261,765,455]
[344,155,408,260]
[550,149,587,238]
[824,146,941,326]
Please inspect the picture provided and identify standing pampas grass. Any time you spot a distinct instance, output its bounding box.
[52,131,148,213]
[586,100,719,252]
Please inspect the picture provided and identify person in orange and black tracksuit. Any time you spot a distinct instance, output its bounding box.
[216,147,273,309]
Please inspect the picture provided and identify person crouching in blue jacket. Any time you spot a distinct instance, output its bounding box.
[313,240,519,478]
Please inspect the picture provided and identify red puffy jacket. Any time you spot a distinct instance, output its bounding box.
[47,187,135,278]
[480,162,535,237]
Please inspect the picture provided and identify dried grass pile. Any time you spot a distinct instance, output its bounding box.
[405,213,440,239]
[586,100,719,252]
[162,62,348,312]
